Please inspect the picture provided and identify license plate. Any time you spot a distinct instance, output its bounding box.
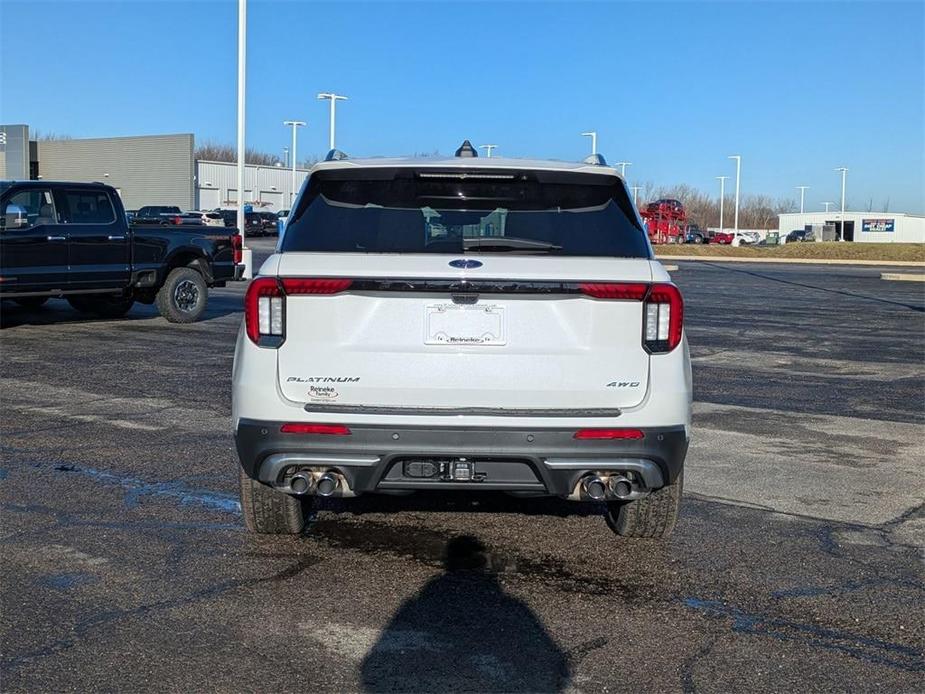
[424,303,505,346]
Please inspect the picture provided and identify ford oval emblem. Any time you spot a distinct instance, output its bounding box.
[449,259,483,269]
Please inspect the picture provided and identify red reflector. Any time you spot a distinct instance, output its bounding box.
[281,278,353,294]
[579,282,648,300]
[280,423,351,436]
[573,428,645,440]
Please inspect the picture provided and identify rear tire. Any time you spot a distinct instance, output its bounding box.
[239,468,309,534]
[14,297,49,309]
[606,472,683,539]
[156,267,208,323]
[67,294,134,318]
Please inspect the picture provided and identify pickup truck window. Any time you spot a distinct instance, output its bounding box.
[62,190,116,224]
[2,189,57,230]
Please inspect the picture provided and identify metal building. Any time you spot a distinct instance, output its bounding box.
[37,133,196,210]
[195,160,309,212]
[777,212,925,243]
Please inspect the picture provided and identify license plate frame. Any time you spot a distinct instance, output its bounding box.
[424,303,506,346]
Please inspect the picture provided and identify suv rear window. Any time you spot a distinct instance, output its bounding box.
[281,168,650,258]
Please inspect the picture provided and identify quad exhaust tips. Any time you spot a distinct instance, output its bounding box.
[316,472,340,497]
[609,475,633,500]
[289,472,313,495]
[582,476,608,501]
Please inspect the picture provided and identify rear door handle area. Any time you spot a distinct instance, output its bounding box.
[46,236,67,241]
[107,235,126,240]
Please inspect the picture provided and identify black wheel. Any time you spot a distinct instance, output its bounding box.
[239,468,310,534]
[692,234,704,244]
[67,294,134,318]
[14,297,49,309]
[606,472,683,539]
[156,267,207,323]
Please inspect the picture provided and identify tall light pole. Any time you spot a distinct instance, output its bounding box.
[317,92,348,150]
[581,131,597,155]
[479,144,498,158]
[835,167,848,239]
[796,185,809,213]
[822,201,835,212]
[283,120,305,206]
[631,185,641,207]
[614,161,632,177]
[235,0,251,278]
[728,155,741,234]
[283,147,289,168]
[716,176,728,232]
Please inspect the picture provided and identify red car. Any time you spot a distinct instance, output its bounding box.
[712,231,734,244]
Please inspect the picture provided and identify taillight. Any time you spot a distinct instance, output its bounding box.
[244,277,351,346]
[170,215,182,225]
[231,234,242,264]
[579,281,683,354]
[644,283,683,353]
[280,423,351,435]
[574,428,645,440]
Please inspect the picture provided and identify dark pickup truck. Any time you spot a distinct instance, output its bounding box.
[1,180,243,322]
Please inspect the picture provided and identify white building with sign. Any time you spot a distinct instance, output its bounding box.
[778,211,924,243]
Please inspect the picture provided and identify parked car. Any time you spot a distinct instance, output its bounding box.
[277,209,290,236]
[233,147,690,539]
[684,224,708,244]
[257,211,278,235]
[712,231,734,244]
[786,229,811,243]
[135,205,182,225]
[1,181,243,322]
[180,211,225,227]
[217,209,266,236]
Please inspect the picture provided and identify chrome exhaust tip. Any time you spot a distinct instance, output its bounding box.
[608,475,633,500]
[316,472,340,497]
[582,476,607,501]
[289,472,313,495]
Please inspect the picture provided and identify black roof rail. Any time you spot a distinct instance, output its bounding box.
[324,149,349,161]
[582,153,608,166]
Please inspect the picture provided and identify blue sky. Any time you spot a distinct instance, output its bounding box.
[2,0,923,212]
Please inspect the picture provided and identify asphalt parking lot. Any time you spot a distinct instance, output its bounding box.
[1,240,923,692]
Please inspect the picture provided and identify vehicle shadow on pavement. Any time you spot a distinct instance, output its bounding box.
[360,535,571,693]
[0,298,239,328]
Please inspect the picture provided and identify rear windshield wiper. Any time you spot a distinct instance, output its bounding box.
[462,237,562,253]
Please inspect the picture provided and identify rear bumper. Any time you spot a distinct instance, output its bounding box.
[235,419,688,498]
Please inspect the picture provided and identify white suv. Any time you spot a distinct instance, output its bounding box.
[232,143,692,538]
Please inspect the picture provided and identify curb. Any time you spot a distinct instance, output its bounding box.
[880,272,925,282]
[655,255,925,268]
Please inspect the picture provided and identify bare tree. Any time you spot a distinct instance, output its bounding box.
[881,197,891,212]
[866,197,874,212]
[194,140,284,166]
[32,131,73,141]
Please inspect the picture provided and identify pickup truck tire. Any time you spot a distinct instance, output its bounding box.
[156,267,207,323]
[239,468,309,534]
[67,294,135,318]
[14,297,49,309]
[605,472,683,539]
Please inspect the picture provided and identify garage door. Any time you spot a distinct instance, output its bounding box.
[198,187,221,211]
[259,190,284,212]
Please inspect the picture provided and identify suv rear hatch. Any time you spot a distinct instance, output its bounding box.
[269,165,659,414]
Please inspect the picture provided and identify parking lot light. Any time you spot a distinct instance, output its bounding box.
[822,201,835,212]
[317,92,348,150]
[614,161,631,178]
[716,176,728,232]
[728,155,741,235]
[581,131,597,155]
[236,0,251,278]
[796,185,809,214]
[836,167,848,238]
[283,120,306,206]
[479,144,498,158]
